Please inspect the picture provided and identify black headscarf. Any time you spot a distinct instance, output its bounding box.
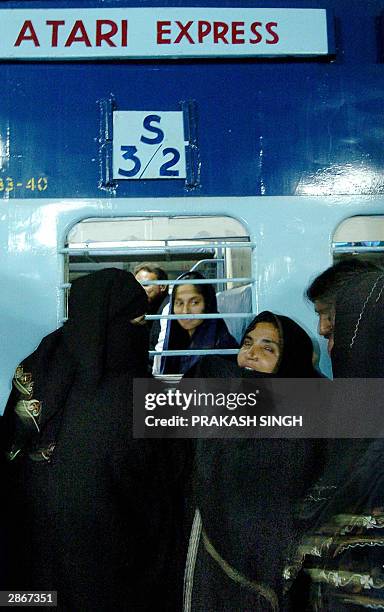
[2,268,149,457]
[290,272,384,610]
[65,267,149,379]
[1,269,186,610]
[191,311,322,610]
[241,311,318,378]
[161,271,237,374]
[331,269,384,378]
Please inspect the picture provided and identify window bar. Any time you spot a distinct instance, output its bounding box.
[140,277,254,286]
[149,349,238,356]
[146,313,253,320]
[332,245,384,253]
[59,242,256,255]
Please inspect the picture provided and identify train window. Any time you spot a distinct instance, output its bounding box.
[332,216,384,269]
[62,216,255,376]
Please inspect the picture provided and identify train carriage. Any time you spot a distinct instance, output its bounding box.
[1,0,384,409]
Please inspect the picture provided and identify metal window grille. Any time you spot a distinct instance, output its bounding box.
[60,218,257,366]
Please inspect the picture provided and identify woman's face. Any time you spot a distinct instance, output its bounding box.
[237,322,281,373]
[173,284,205,336]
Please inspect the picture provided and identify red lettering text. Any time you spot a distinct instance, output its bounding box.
[64,20,91,47]
[249,22,262,44]
[154,19,279,47]
[174,21,194,44]
[213,22,229,44]
[231,21,245,44]
[198,21,211,43]
[157,21,171,44]
[96,20,118,47]
[14,20,40,47]
[121,19,128,47]
[266,22,279,45]
[46,20,65,47]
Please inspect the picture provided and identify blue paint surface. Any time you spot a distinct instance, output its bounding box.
[0,0,382,199]
[0,1,384,410]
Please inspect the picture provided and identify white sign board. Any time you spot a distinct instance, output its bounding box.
[0,8,329,59]
[113,111,187,180]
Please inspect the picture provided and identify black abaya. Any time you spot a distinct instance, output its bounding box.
[1,269,187,611]
[292,271,384,610]
[185,312,323,611]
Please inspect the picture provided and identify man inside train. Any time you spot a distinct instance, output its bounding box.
[134,262,170,353]
[134,263,169,314]
[306,257,379,355]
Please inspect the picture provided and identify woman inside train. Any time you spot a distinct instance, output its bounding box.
[159,271,238,375]
[184,311,323,611]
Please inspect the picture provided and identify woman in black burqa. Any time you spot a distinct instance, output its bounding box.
[1,268,187,611]
[184,311,323,611]
[289,270,384,610]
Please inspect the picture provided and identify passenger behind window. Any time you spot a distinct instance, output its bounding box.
[134,263,170,355]
[158,271,238,375]
[134,262,169,317]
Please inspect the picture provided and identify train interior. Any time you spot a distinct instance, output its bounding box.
[63,213,384,379]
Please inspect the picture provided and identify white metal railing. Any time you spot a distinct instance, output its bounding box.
[60,242,256,256]
[60,235,257,368]
[140,277,253,285]
[146,313,252,320]
[332,245,384,253]
[150,349,239,356]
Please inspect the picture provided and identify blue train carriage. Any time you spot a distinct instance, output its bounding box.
[1,0,384,410]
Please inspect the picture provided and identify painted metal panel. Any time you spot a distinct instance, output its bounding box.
[0,0,383,409]
[0,1,381,200]
[1,194,384,411]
